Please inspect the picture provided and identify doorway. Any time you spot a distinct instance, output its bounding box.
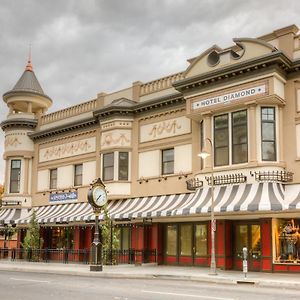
[234,223,261,271]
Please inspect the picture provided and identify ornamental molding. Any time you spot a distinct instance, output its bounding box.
[149,120,182,138]
[5,137,22,147]
[101,132,131,147]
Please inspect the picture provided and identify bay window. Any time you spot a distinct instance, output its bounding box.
[261,107,276,161]
[10,159,21,193]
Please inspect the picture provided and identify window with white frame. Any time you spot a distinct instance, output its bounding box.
[118,152,129,181]
[10,159,21,193]
[103,153,114,181]
[261,107,276,161]
[50,168,57,189]
[74,164,83,186]
[162,148,174,175]
[214,109,248,166]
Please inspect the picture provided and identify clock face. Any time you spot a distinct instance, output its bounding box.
[92,186,107,207]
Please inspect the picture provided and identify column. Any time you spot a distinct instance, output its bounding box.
[248,103,258,165]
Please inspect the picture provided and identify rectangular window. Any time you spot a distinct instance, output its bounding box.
[180,224,192,256]
[103,153,114,181]
[10,159,21,193]
[74,164,83,186]
[195,224,207,256]
[50,168,57,189]
[232,110,248,164]
[166,224,177,256]
[118,152,129,181]
[214,114,229,166]
[162,148,174,175]
[261,107,276,161]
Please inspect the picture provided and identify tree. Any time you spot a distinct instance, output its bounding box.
[100,206,120,264]
[21,210,43,260]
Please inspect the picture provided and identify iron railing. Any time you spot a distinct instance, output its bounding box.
[186,178,203,190]
[0,248,157,265]
[251,171,293,183]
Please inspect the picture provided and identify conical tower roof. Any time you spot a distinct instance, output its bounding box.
[3,55,52,102]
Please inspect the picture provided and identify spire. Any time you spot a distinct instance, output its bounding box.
[25,44,33,72]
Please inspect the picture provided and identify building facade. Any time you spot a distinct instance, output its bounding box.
[1,24,300,272]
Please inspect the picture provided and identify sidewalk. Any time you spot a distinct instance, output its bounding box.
[1,260,300,290]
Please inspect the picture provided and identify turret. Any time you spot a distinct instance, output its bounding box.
[0,55,52,207]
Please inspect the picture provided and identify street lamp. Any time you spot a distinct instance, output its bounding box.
[198,137,217,275]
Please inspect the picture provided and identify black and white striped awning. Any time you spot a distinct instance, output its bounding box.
[0,208,31,225]
[9,182,300,225]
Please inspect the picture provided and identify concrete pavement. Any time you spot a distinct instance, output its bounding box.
[0,260,300,290]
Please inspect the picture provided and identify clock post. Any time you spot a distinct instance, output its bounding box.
[87,178,108,272]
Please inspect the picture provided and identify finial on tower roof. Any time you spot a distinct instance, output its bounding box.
[25,43,33,72]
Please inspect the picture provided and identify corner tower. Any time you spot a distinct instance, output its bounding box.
[1,55,52,207]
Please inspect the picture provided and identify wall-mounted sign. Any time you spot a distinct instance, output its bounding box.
[192,84,266,110]
[49,191,78,203]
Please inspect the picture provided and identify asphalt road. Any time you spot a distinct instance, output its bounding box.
[0,271,299,300]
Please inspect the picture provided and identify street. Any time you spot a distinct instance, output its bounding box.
[0,271,299,300]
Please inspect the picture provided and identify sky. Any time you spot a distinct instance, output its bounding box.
[0,0,299,183]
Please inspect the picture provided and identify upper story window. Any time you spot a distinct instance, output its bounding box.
[214,109,248,166]
[261,107,276,161]
[74,164,83,186]
[103,153,114,181]
[118,152,129,181]
[50,168,57,189]
[162,148,174,175]
[10,159,21,193]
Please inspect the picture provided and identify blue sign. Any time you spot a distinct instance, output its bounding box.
[49,191,78,203]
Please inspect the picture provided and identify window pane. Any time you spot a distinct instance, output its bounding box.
[180,224,192,256]
[11,160,21,169]
[214,114,229,166]
[10,160,21,193]
[251,225,261,259]
[118,152,128,181]
[262,123,275,140]
[215,147,229,166]
[262,141,276,161]
[195,224,207,256]
[232,144,248,164]
[235,225,248,259]
[74,164,83,186]
[166,225,177,256]
[122,227,130,250]
[103,153,114,181]
[50,169,57,189]
[162,148,174,175]
[262,108,275,121]
[114,228,121,250]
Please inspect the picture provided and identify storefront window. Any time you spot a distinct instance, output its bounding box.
[166,225,177,256]
[235,225,248,259]
[195,224,207,256]
[274,219,300,263]
[180,224,192,256]
[51,227,74,249]
[114,227,129,250]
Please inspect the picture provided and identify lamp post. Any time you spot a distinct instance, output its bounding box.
[198,137,217,275]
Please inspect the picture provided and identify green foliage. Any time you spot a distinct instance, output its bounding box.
[21,210,43,251]
[0,226,16,242]
[100,206,120,264]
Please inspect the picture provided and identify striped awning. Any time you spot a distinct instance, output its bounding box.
[163,182,286,217]
[0,208,31,225]
[16,193,194,224]
[10,182,300,225]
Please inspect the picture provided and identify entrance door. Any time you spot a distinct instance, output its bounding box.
[234,223,261,271]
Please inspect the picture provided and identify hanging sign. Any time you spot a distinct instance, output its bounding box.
[192,84,266,109]
[50,191,78,203]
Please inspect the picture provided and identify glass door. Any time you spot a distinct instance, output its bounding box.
[234,223,261,271]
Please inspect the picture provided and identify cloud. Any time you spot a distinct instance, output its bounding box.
[0,0,299,183]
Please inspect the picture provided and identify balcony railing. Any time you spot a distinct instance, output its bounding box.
[186,178,203,190]
[206,173,247,186]
[251,171,293,183]
[0,248,157,265]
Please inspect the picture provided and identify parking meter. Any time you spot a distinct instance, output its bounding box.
[242,247,248,278]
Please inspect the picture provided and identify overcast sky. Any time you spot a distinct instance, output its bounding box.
[0,0,299,183]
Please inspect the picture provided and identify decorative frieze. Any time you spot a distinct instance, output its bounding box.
[140,116,191,143]
[39,137,96,162]
[101,130,131,149]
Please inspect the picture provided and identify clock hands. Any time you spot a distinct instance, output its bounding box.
[96,194,102,202]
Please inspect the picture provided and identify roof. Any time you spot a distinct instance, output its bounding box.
[11,69,44,94]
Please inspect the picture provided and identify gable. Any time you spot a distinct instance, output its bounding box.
[185,38,276,78]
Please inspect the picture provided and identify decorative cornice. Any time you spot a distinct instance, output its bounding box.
[29,117,97,140]
[0,118,38,131]
[93,92,185,120]
[173,51,293,93]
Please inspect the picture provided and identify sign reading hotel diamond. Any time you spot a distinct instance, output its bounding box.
[50,191,78,203]
[192,84,266,110]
